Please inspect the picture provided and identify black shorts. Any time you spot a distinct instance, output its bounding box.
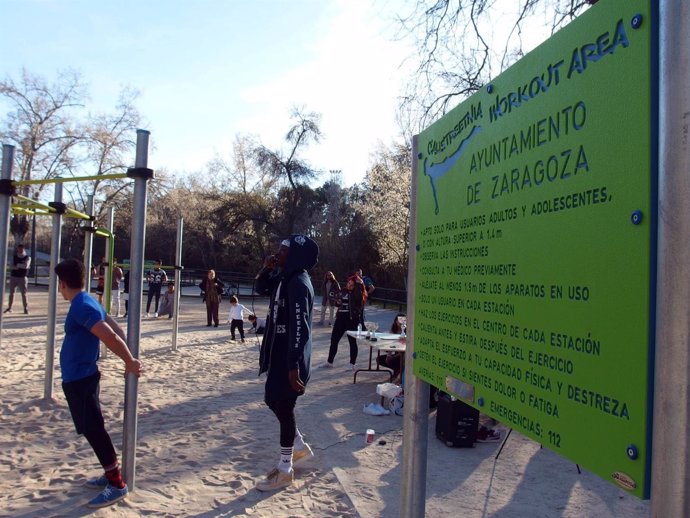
[62,371,105,435]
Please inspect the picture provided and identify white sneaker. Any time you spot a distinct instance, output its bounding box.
[293,443,314,466]
[319,362,334,369]
[154,312,158,318]
[372,403,390,415]
[363,403,385,416]
[347,363,356,372]
[255,467,293,492]
[145,313,150,318]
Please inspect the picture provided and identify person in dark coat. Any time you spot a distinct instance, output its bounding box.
[199,270,224,327]
[254,234,319,492]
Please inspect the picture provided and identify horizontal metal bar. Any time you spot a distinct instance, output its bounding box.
[14,173,129,186]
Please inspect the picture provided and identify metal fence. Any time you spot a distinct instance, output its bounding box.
[18,266,408,311]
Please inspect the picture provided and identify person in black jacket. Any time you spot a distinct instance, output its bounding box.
[322,274,367,370]
[5,244,31,314]
[254,234,319,492]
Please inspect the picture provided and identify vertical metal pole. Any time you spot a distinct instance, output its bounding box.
[400,135,429,518]
[83,195,94,293]
[652,1,690,515]
[0,145,15,348]
[44,182,63,400]
[122,129,151,490]
[172,217,183,352]
[31,193,38,286]
[105,207,114,314]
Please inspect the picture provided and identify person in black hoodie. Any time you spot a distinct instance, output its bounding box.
[5,244,31,314]
[254,234,319,492]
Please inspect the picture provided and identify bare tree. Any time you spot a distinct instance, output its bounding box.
[358,140,412,287]
[62,86,142,253]
[207,134,277,194]
[1,69,142,249]
[397,0,591,131]
[0,68,86,243]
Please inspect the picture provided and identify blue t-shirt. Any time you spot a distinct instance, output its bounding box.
[60,291,106,383]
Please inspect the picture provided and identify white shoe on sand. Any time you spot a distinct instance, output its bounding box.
[293,443,314,466]
[256,467,293,492]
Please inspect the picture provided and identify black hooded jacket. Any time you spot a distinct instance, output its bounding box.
[255,234,319,402]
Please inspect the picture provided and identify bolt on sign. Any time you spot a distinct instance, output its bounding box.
[413,0,656,499]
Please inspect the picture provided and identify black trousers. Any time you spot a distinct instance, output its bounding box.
[206,301,219,326]
[230,319,245,339]
[62,372,118,469]
[328,313,359,364]
[146,284,162,313]
[266,397,298,448]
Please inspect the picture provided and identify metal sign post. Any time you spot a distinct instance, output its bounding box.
[651,0,690,515]
[400,135,429,518]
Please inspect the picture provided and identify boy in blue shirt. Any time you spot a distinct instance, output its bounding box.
[55,259,142,508]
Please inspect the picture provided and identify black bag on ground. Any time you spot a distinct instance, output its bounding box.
[435,392,479,447]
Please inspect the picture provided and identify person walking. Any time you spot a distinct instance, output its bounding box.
[200,269,224,327]
[5,243,31,314]
[145,260,167,317]
[228,295,251,342]
[321,274,367,370]
[254,234,319,492]
[318,271,340,326]
[54,258,141,508]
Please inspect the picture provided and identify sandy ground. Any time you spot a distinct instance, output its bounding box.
[0,287,651,517]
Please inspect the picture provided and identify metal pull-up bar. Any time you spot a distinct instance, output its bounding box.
[0,130,152,494]
[0,145,15,348]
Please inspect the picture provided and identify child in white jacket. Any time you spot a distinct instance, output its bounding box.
[228,295,252,342]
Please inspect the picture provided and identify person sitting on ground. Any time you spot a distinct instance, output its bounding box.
[376,313,405,379]
[228,295,251,342]
[157,282,175,319]
[248,314,266,334]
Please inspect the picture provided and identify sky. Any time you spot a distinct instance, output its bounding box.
[1,0,414,186]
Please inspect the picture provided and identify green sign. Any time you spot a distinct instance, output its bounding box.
[414,0,655,499]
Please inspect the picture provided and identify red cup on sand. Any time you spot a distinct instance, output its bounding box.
[366,429,375,443]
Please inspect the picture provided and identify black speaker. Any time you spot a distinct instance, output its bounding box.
[435,392,479,447]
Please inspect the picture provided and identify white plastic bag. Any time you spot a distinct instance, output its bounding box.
[376,382,402,399]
